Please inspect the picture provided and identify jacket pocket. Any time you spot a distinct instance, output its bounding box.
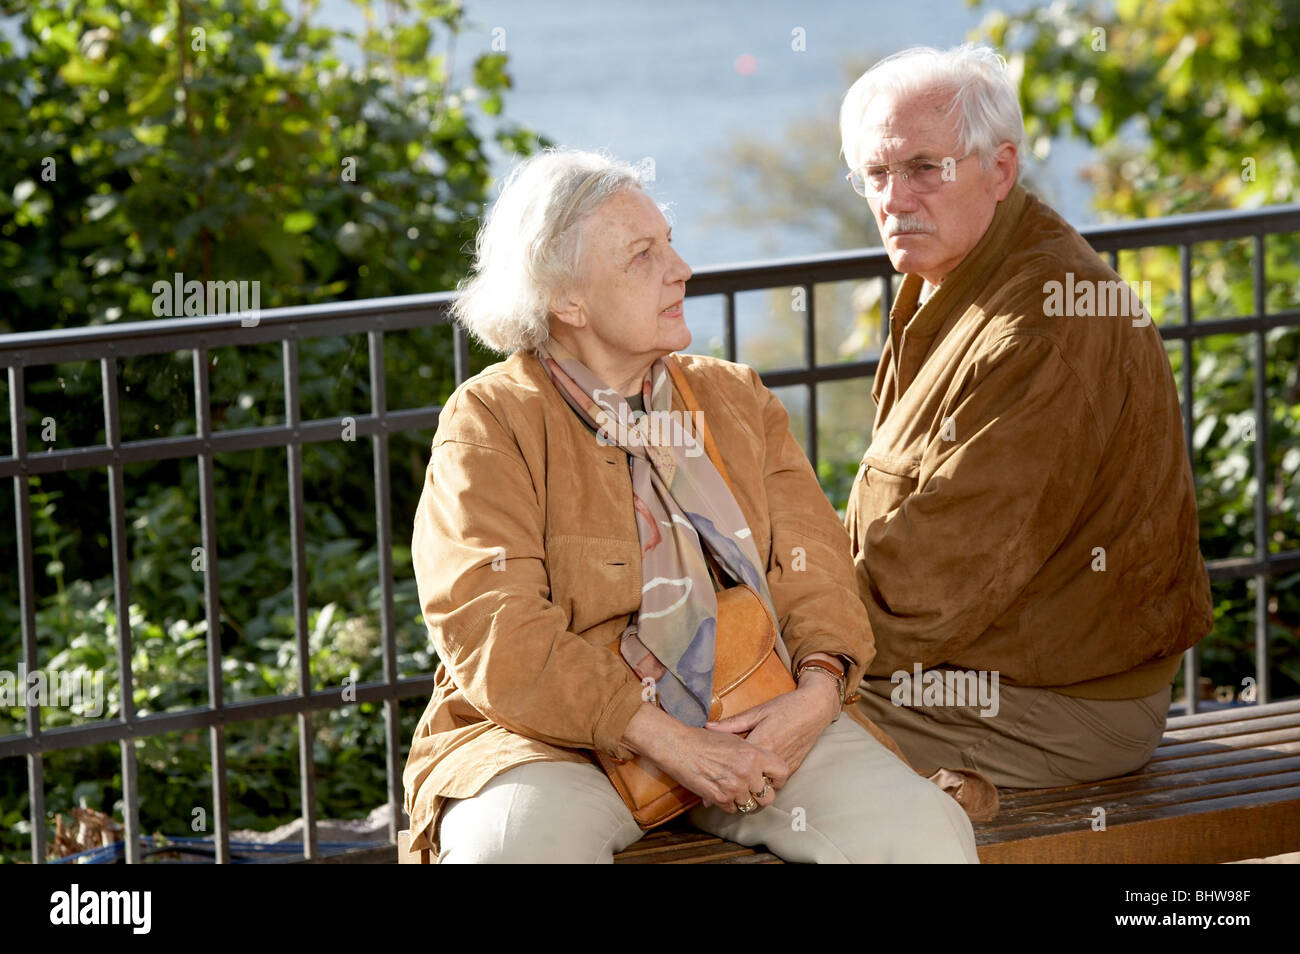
[545,535,642,635]
[857,451,921,517]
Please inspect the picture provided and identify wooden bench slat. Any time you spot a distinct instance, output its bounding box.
[977,773,1300,840]
[982,736,1300,810]
[961,742,1300,812]
[616,827,716,845]
[615,841,768,864]
[996,741,1300,806]
[1158,711,1300,743]
[1129,738,1300,774]
[985,776,1300,833]
[613,832,728,858]
[611,823,785,864]
[977,782,1300,840]
[1165,698,1300,730]
[699,853,784,864]
[1150,725,1300,760]
[994,751,1300,812]
[976,786,1300,863]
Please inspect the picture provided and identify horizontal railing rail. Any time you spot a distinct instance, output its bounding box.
[3,200,1299,864]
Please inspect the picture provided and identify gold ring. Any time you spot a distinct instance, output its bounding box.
[737,796,758,814]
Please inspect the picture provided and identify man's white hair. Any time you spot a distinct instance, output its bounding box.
[452,148,648,355]
[839,44,1026,177]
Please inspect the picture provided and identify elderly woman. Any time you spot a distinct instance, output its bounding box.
[402,148,979,863]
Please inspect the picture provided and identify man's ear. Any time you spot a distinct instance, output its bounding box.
[992,142,1018,200]
[549,287,585,330]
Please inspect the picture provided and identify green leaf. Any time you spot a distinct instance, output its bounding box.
[282,210,316,234]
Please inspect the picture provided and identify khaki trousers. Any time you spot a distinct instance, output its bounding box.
[854,675,1171,789]
[437,716,979,863]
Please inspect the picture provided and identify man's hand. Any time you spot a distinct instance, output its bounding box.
[705,671,840,779]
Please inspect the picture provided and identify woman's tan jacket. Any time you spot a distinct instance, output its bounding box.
[403,352,875,853]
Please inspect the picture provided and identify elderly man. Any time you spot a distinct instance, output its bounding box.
[838,44,1213,789]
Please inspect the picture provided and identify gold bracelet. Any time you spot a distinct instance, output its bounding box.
[796,662,847,706]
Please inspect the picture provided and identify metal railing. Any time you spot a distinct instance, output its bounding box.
[3,200,1300,863]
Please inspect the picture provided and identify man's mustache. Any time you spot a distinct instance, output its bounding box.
[884,215,937,236]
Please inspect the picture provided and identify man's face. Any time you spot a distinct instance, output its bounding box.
[854,90,1016,285]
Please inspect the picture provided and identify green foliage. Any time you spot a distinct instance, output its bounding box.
[1,477,432,861]
[976,0,1299,217]
[0,0,538,861]
[1,0,543,325]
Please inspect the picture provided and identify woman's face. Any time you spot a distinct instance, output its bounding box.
[550,187,693,388]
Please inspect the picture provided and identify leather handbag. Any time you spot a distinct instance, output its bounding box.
[594,356,796,829]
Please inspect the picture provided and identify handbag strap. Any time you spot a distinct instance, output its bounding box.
[666,354,739,590]
[665,354,734,494]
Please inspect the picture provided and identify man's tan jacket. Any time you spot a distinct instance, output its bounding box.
[846,184,1213,698]
[404,353,874,853]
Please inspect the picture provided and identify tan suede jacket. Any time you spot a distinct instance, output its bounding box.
[403,352,873,853]
[845,185,1214,697]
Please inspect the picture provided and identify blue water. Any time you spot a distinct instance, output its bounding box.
[319,0,1097,271]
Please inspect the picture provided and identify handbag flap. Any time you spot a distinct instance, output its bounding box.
[606,583,776,702]
[711,584,777,695]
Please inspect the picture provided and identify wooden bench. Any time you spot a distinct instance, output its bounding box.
[397,698,1300,863]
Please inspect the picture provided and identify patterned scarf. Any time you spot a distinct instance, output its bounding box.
[537,338,779,727]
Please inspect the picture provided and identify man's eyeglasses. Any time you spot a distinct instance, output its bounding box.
[846,152,974,197]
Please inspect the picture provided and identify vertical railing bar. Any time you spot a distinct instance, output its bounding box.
[368,328,401,844]
[192,346,230,864]
[803,283,816,370]
[25,747,45,865]
[453,320,470,387]
[1251,234,1270,704]
[283,337,317,861]
[10,365,46,864]
[723,292,736,363]
[1179,244,1199,714]
[101,356,140,864]
[804,283,818,469]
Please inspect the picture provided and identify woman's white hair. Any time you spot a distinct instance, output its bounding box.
[839,44,1026,176]
[451,148,648,354]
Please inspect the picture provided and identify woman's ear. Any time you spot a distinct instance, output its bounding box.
[550,288,585,330]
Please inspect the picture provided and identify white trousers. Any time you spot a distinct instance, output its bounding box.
[437,716,979,863]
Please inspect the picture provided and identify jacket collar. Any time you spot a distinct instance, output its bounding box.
[518,347,690,406]
[889,183,1031,341]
